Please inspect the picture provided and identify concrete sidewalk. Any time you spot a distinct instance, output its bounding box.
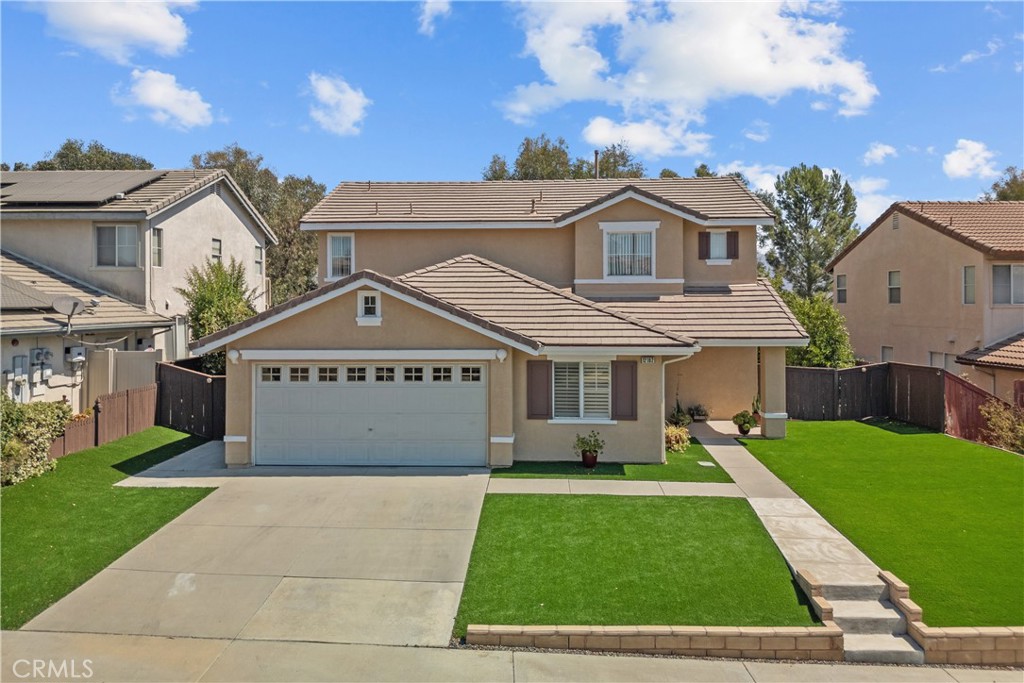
[487,477,745,497]
[2,630,1017,682]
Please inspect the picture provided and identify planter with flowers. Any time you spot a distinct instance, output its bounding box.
[573,430,605,469]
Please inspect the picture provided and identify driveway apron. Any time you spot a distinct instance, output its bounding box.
[24,461,490,648]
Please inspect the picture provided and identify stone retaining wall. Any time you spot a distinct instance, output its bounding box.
[880,571,1024,666]
[466,624,844,660]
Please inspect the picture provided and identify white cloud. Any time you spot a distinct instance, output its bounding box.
[743,119,771,143]
[851,176,899,227]
[942,139,999,179]
[115,68,212,130]
[418,0,451,37]
[960,38,1002,64]
[503,2,877,158]
[582,116,710,158]
[36,1,195,65]
[862,142,897,166]
[715,161,786,194]
[307,72,371,136]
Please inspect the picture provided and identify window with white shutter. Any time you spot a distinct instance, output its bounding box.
[553,361,611,420]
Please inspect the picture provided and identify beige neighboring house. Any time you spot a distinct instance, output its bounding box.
[828,201,1024,401]
[1,250,173,411]
[0,169,278,361]
[192,177,808,468]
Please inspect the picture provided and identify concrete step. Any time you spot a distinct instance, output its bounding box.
[820,580,889,602]
[844,633,924,664]
[830,599,906,635]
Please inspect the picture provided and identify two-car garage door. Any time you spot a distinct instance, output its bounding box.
[254,363,487,466]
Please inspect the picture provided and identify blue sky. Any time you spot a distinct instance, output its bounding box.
[2,1,1022,226]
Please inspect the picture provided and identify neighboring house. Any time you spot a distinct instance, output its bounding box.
[0,169,278,360]
[1,250,173,411]
[956,332,1024,403]
[191,178,808,468]
[828,201,1024,401]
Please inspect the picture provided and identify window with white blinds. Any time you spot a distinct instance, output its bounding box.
[606,232,653,276]
[553,361,611,419]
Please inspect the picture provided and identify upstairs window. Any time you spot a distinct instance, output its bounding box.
[698,230,739,263]
[992,264,1024,305]
[255,246,264,275]
[836,274,847,304]
[96,225,138,267]
[606,232,653,276]
[328,233,354,279]
[887,271,901,304]
[211,238,222,261]
[963,266,975,305]
[151,228,163,267]
[357,290,381,326]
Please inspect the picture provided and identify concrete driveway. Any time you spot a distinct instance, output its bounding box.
[24,445,490,648]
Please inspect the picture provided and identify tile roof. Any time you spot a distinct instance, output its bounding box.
[830,201,1024,269]
[191,255,698,353]
[1,250,173,335]
[604,280,808,342]
[1,169,277,243]
[301,176,774,225]
[956,332,1024,371]
[396,255,697,348]
[1,276,54,309]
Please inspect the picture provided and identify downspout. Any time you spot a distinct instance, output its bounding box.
[662,353,697,455]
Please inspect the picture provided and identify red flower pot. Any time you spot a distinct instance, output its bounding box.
[581,451,598,468]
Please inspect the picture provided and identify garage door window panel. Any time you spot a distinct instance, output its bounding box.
[347,367,367,382]
[461,367,482,382]
[375,367,396,383]
[261,367,282,383]
[290,367,310,383]
[404,367,424,382]
[318,367,339,383]
[433,367,453,382]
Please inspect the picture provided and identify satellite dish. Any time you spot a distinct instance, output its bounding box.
[52,296,86,317]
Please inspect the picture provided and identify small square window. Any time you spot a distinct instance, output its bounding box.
[404,367,424,382]
[362,293,378,317]
[318,367,339,382]
[881,346,894,362]
[289,367,310,382]
[375,367,396,383]
[347,367,367,382]
[461,367,482,382]
[432,367,453,382]
[260,367,281,382]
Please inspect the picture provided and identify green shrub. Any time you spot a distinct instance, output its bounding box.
[1,394,72,486]
[665,425,691,453]
[667,398,692,427]
[979,399,1024,454]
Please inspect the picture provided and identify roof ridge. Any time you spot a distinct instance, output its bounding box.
[414,254,696,346]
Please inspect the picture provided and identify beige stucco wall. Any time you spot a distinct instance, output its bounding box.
[151,187,270,316]
[221,287,514,466]
[316,227,576,288]
[833,212,990,371]
[511,350,666,463]
[683,224,759,285]
[666,346,757,419]
[1,218,146,304]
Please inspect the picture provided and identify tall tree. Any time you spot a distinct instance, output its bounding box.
[580,142,645,179]
[781,291,855,368]
[984,166,1024,200]
[759,164,858,298]
[482,154,511,181]
[266,175,325,304]
[191,143,279,219]
[511,134,573,180]
[482,136,645,180]
[3,138,153,171]
[659,168,681,178]
[176,258,258,374]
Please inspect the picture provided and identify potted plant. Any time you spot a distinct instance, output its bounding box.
[573,430,605,469]
[732,410,758,436]
[751,394,762,426]
[667,397,692,427]
[687,404,710,422]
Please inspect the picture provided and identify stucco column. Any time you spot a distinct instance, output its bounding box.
[223,355,251,466]
[760,346,787,439]
[487,350,514,467]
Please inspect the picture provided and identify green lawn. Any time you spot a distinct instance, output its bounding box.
[490,443,732,482]
[454,495,816,636]
[741,420,1024,627]
[0,427,213,629]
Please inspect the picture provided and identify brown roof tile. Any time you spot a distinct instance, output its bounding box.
[604,279,808,342]
[302,176,773,225]
[956,332,1024,371]
[1,250,173,335]
[830,201,1024,270]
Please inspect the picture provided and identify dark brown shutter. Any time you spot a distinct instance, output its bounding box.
[698,232,710,260]
[611,360,638,421]
[526,360,552,419]
[726,231,739,259]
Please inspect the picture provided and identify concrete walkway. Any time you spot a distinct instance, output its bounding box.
[487,477,745,497]
[2,630,1017,682]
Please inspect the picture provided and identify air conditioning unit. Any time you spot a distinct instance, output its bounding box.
[65,346,86,364]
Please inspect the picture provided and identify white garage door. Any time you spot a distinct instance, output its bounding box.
[254,363,487,466]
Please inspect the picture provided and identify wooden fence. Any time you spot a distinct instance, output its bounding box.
[156,362,225,439]
[786,361,1008,445]
[48,384,158,459]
